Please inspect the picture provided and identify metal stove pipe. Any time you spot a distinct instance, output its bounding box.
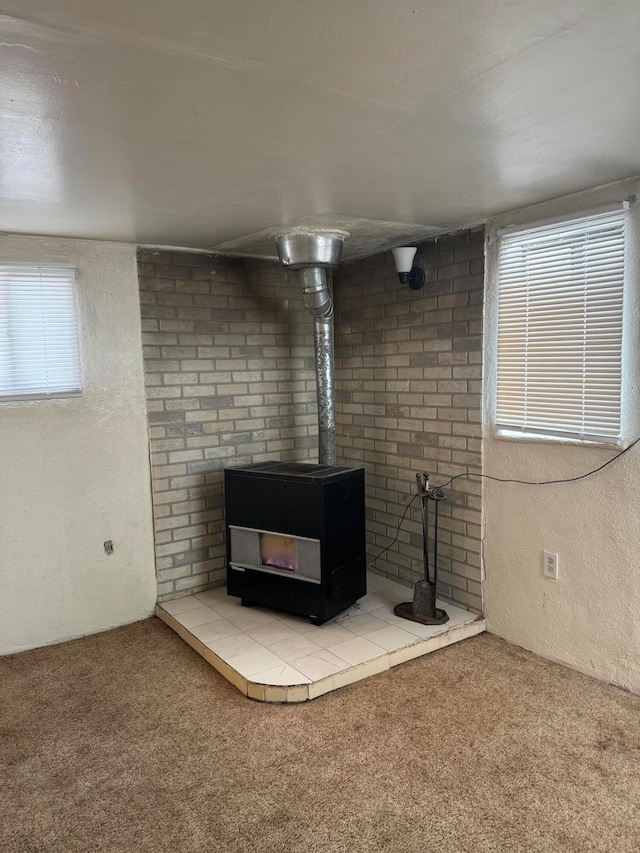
[299,267,336,465]
[275,232,346,466]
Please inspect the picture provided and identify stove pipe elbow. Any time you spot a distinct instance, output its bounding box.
[298,266,333,321]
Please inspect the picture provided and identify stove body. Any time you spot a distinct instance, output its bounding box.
[224,461,366,625]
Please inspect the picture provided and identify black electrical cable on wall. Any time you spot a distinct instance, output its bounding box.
[436,434,640,489]
[367,493,419,567]
[367,435,640,567]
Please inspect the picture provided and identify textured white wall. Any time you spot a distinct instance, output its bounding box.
[483,178,640,693]
[0,236,157,654]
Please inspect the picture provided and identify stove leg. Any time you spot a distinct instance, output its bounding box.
[241,599,255,608]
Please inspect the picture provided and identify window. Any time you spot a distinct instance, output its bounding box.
[0,264,82,400]
[496,208,626,443]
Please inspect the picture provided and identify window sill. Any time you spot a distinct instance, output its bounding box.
[491,429,622,451]
[0,391,83,405]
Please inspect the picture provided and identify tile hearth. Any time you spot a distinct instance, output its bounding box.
[156,572,485,702]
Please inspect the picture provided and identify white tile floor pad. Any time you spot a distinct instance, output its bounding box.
[156,572,485,703]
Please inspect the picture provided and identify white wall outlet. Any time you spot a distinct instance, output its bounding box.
[543,551,559,580]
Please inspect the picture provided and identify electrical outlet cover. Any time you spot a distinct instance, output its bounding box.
[543,551,559,580]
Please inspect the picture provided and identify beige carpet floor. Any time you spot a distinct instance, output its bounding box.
[1,619,639,853]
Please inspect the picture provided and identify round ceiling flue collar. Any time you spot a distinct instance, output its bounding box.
[275,231,347,269]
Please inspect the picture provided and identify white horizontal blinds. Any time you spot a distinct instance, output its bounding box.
[0,265,82,399]
[496,210,625,442]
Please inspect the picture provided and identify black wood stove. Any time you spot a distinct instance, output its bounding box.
[225,461,366,625]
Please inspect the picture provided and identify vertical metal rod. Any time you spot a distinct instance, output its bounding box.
[433,497,439,594]
[420,492,430,584]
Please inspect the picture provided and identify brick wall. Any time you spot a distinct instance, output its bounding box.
[333,228,484,612]
[138,250,317,600]
[138,229,485,612]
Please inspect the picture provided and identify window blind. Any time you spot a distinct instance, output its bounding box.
[0,264,82,400]
[496,210,625,443]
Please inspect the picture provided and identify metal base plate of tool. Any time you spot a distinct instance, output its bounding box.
[394,601,449,625]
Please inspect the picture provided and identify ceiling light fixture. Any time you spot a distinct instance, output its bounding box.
[391,247,425,290]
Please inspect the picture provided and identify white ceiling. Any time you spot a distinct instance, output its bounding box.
[1,0,639,257]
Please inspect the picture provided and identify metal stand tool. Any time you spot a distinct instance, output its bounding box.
[394,472,449,626]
